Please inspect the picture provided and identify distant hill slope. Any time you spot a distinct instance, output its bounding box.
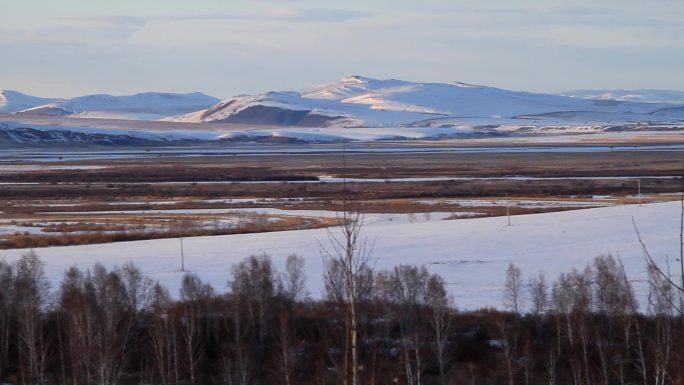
[559,89,684,104]
[5,78,684,126]
[170,76,684,127]
[0,90,60,113]
[4,91,220,120]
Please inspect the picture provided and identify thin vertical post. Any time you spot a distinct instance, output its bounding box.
[180,222,185,272]
[506,194,511,226]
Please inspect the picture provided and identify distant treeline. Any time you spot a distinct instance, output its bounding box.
[0,252,682,385]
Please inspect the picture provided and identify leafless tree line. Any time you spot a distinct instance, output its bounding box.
[1,252,684,385]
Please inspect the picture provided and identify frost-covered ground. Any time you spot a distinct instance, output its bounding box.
[3,120,684,147]
[0,201,680,310]
[416,198,616,208]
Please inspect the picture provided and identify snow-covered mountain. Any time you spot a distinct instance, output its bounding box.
[6,79,684,127]
[3,78,684,144]
[170,76,684,127]
[5,91,220,120]
[560,89,684,104]
[0,90,60,113]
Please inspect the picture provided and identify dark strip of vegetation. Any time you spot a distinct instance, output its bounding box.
[0,217,334,249]
[0,252,682,385]
[0,178,677,203]
[0,167,318,184]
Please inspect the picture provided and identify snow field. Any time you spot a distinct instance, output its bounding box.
[0,201,679,310]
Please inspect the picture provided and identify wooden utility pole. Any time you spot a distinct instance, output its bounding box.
[180,222,185,272]
[637,178,642,206]
[506,194,511,226]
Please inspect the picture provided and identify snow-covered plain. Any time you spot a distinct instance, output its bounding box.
[5,119,684,148]
[0,201,679,310]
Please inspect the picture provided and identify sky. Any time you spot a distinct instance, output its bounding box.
[1,0,683,98]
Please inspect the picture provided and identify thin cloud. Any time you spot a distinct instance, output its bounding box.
[453,3,683,28]
[291,9,370,22]
[0,15,148,42]
[0,8,369,43]
[157,8,371,23]
[0,24,141,41]
[71,15,149,28]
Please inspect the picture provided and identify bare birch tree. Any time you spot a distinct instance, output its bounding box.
[529,272,549,317]
[497,316,519,385]
[14,251,50,385]
[320,150,374,385]
[280,254,308,305]
[230,254,276,350]
[633,194,684,315]
[148,282,176,385]
[179,273,214,385]
[85,263,147,385]
[58,266,95,385]
[0,260,14,378]
[426,274,451,385]
[376,265,430,385]
[504,263,523,314]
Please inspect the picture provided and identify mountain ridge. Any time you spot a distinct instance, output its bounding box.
[4,77,684,127]
[1,90,220,120]
[560,89,684,104]
[169,76,684,127]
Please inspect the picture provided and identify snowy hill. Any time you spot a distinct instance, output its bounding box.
[8,92,220,120]
[0,90,60,113]
[5,79,684,127]
[15,105,74,117]
[171,76,684,127]
[58,92,221,120]
[560,89,684,104]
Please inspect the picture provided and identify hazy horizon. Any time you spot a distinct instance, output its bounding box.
[2,0,683,98]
